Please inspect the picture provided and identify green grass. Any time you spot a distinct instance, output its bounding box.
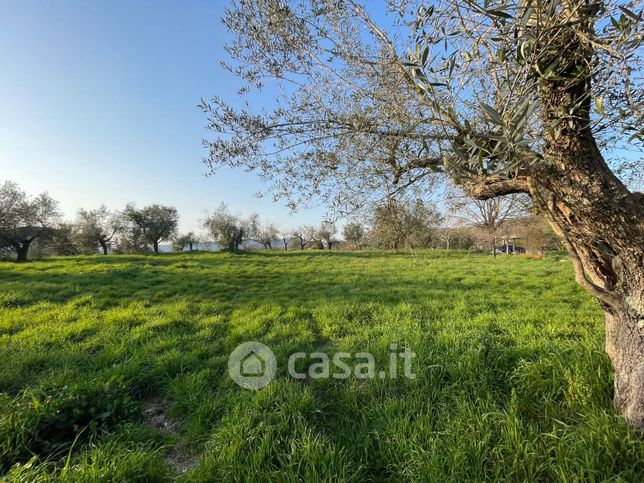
[0,250,642,481]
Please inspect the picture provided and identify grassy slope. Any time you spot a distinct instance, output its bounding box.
[0,250,642,481]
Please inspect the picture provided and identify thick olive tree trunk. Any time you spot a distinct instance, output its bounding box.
[468,166,642,432]
[530,26,644,429]
[529,138,644,429]
[464,12,644,429]
[606,310,644,428]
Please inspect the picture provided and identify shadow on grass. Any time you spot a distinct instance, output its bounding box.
[0,253,486,310]
[1,251,637,481]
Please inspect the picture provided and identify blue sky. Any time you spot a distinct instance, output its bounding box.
[0,0,329,233]
[2,1,639,236]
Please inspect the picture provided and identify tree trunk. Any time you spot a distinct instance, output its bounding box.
[99,239,109,255]
[528,159,644,430]
[153,241,159,253]
[527,22,644,428]
[15,241,31,262]
[471,164,643,429]
[605,309,644,429]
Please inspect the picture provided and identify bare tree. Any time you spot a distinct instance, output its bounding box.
[206,0,644,427]
[434,227,455,251]
[122,203,178,253]
[0,181,60,261]
[75,205,121,255]
[449,192,530,257]
[433,226,474,250]
[292,225,317,250]
[248,214,279,249]
[433,213,461,250]
[279,229,294,250]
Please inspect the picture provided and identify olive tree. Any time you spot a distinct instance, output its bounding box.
[343,221,366,249]
[317,221,337,249]
[369,199,441,250]
[75,205,121,254]
[202,203,246,250]
[34,223,79,257]
[173,231,200,251]
[122,203,178,253]
[0,181,60,261]
[205,0,644,427]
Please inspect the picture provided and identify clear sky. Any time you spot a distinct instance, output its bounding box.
[0,0,329,233]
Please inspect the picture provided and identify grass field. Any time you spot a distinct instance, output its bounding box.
[0,250,642,481]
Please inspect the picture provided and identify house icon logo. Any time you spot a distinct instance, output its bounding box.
[228,341,277,389]
[241,350,266,376]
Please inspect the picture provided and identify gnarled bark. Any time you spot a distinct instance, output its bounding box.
[606,309,644,429]
[465,160,643,429]
[528,163,644,430]
[462,15,644,428]
[462,175,530,200]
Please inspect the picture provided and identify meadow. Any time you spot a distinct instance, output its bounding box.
[0,250,642,481]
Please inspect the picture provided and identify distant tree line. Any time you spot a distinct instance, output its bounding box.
[0,180,555,262]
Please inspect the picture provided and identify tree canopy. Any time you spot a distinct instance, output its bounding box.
[202,203,247,250]
[0,181,60,261]
[203,0,642,213]
[122,204,179,253]
[75,205,122,254]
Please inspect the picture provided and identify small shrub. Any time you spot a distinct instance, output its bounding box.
[0,375,140,471]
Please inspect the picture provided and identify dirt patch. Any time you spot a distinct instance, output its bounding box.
[143,399,179,434]
[142,399,199,474]
[165,447,199,475]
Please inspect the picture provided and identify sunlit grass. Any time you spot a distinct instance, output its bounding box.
[0,250,642,481]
